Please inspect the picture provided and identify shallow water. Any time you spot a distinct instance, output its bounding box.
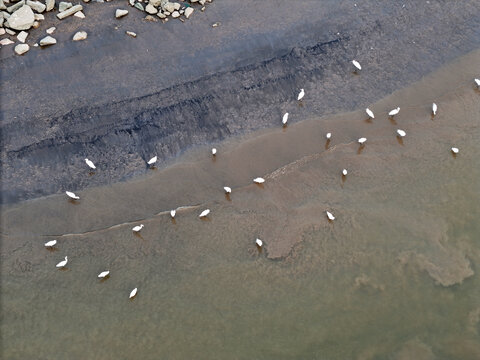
[2,50,480,359]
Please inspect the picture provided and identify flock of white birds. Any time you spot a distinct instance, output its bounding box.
[48,61,479,299]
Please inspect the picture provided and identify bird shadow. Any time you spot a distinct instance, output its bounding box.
[46,247,58,252]
[58,267,69,271]
[68,199,80,205]
[396,136,404,146]
[352,70,360,76]
[170,218,177,225]
[298,101,304,107]
[256,245,263,253]
[451,152,457,159]
[389,116,397,125]
[211,156,217,163]
[129,296,137,302]
[341,174,347,183]
[357,145,365,154]
[200,217,211,222]
[148,166,157,171]
[282,124,288,132]
[255,183,265,189]
[430,113,436,121]
[99,275,110,283]
[88,171,96,177]
[225,194,232,202]
[324,139,331,150]
[133,233,145,240]
[364,117,373,124]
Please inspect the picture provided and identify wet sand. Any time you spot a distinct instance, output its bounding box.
[1,0,480,203]
[1,49,479,359]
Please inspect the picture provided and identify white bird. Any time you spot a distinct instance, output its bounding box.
[474,78,480,87]
[98,271,110,278]
[451,147,459,154]
[170,210,176,218]
[282,112,289,125]
[147,156,157,165]
[326,132,332,140]
[224,186,232,194]
[342,169,348,176]
[253,177,265,184]
[352,59,362,71]
[366,108,375,119]
[66,191,80,200]
[255,238,263,247]
[132,224,144,232]
[389,107,400,116]
[56,256,68,268]
[44,239,57,248]
[432,103,437,116]
[297,88,305,101]
[85,158,96,170]
[211,148,217,156]
[199,209,210,218]
[129,288,138,299]
[326,211,335,221]
[358,137,367,144]
[396,129,406,137]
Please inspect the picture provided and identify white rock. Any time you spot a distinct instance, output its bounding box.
[0,28,5,35]
[16,30,27,42]
[58,1,72,12]
[149,0,161,5]
[162,1,174,12]
[32,19,39,27]
[45,0,54,11]
[26,0,45,12]
[0,0,5,10]
[0,38,14,45]
[7,0,25,13]
[6,4,34,30]
[156,11,165,18]
[184,6,193,18]
[73,10,85,18]
[72,30,87,41]
[172,1,179,10]
[115,8,128,18]
[33,42,38,46]
[145,3,156,14]
[163,10,169,15]
[39,35,56,46]
[46,26,55,34]
[57,4,82,19]
[14,42,28,54]
[6,28,16,35]
[126,30,136,37]
[171,10,179,17]
[34,13,44,20]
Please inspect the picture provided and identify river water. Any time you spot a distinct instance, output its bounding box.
[1,50,480,359]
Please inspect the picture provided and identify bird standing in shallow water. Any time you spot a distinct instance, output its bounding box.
[199,209,210,218]
[211,148,217,156]
[45,240,57,248]
[352,60,362,72]
[56,256,68,268]
[130,288,137,299]
[255,238,263,247]
[224,186,232,194]
[170,210,176,218]
[85,158,96,170]
[432,103,437,116]
[66,191,80,200]
[147,156,157,166]
[366,108,375,119]
[397,129,406,137]
[297,89,305,101]
[358,137,367,145]
[98,271,109,279]
[326,132,332,140]
[451,147,459,154]
[282,112,289,126]
[342,169,348,176]
[389,107,400,116]
[474,78,480,88]
[326,211,335,221]
[253,177,265,184]
[132,224,144,232]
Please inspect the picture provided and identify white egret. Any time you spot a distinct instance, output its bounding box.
[255,238,263,247]
[326,132,332,140]
[132,224,144,232]
[56,256,68,268]
[366,108,375,119]
[98,271,110,278]
[44,240,57,248]
[212,148,217,156]
[147,156,157,165]
[129,288,138,299]
[282,112,289,126]
[396,129,406,137]
[85,158,96,170]
[253,177,265,184]
[358,137,367,144]
[297,89,305,101]
[224,186,232,194]
[474,78,480,87]
[451,147,459,154]
[199,209,210,218]
[66,191,80,200]
[389,107,400,116]
[352,59,362,71]
[170,210,176,218]
[326,211,335,221]
[432,103,437,116]
[342,169,348,176]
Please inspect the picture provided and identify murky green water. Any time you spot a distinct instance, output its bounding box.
[2,51,480,359]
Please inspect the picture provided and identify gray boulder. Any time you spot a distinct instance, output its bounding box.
[6,4,34,30]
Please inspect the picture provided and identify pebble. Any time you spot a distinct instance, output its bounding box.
[58,1,72,12]
[134,2,144,11]
[144,14,156,21]
[32,20,39,27]
[16,30,27,42]
[157,11,165,18]
[39,35,56,46]
[14,42,29,54]
[149,0,161,6]
[72,30,87,40]
[7,4,34,30]
[184,6,193,18]
[0,28,5,35]
[73,10,85,18]
[46,26,55,34]
[7,0,25,13]
[115,9,128,18]
[6,28,16,35]
[26,0,45,13]
[145,3,156,14]
[172,2,180,10]
[45,0,54,11]
[126,30,136,37]
[162,2,174,12]
[0,38,14,45]
[34,13,44,20]
[171,10,179,18]
[57,4,82,19]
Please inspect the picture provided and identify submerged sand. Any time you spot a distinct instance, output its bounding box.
[1,50,479,359]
